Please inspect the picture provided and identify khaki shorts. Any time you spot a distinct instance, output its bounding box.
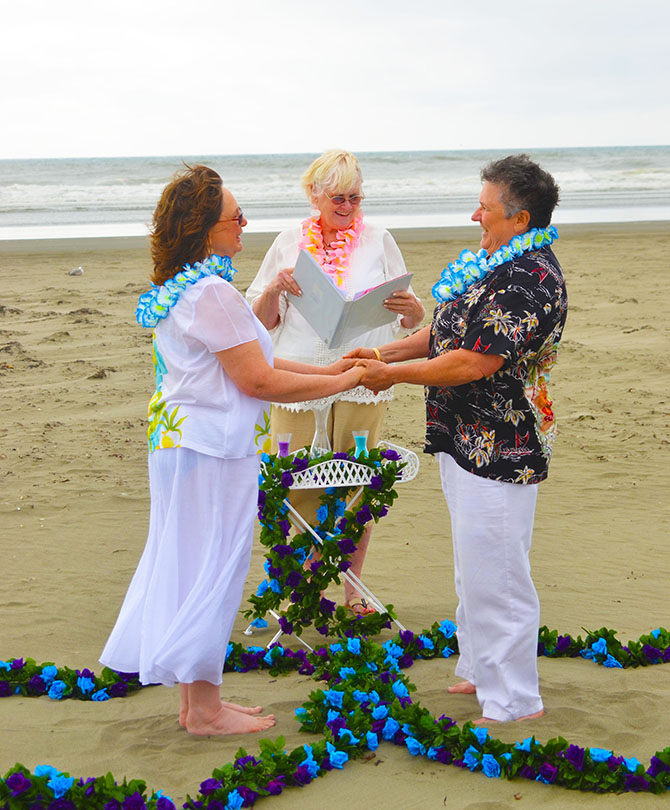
[271,400,388,524]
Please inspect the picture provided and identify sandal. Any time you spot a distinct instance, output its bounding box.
[344,597,376,616]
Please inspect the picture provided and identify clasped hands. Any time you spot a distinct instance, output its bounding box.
[326,348,391,392]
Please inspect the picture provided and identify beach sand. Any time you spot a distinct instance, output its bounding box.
[1,223,669,808]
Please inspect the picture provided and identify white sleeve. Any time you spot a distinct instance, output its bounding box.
[381,229,421,336]
[245,232,291,330]
[187,282,259,352]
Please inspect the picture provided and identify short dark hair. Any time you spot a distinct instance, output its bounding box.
[150,165,223,285]
[480,154,560,229]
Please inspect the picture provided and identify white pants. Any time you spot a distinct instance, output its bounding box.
[438,453,543,721]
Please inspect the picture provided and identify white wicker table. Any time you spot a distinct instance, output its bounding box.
[246,441,419,649]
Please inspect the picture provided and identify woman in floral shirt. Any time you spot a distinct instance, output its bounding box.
[348,154,567,725]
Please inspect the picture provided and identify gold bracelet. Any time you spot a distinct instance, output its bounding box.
[372,347,382,361]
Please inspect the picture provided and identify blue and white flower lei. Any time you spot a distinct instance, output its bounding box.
[431,225,558,304]
[135,254,237,328]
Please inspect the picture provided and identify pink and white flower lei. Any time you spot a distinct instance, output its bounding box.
[298,215,364,288]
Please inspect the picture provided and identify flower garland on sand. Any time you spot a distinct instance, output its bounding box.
[2,625,670,805]
[136,254,237,328]
[298,216,364,288]
[431,226,558,304]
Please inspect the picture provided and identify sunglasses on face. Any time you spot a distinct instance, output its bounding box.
[327,194,363,206]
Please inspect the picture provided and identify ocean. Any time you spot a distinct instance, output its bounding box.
[0,146,668,240]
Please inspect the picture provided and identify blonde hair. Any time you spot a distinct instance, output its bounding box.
[301,149,363,201]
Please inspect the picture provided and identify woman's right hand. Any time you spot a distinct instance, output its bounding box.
[342,347,376,360]
[271,267,302,297]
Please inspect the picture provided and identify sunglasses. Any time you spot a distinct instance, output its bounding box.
[218,209,245,226]
[327,193,364,206]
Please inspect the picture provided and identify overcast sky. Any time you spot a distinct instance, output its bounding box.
[2,0,668,159]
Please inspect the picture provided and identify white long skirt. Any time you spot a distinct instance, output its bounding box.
[100,447,259,687]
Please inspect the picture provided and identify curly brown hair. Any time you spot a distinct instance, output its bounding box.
[150,165,223,285]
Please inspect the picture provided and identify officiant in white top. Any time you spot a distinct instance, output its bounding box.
[247,149,424,615]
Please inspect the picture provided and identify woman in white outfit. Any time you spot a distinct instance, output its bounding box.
[246,150,424,614]
[100,165,363,736]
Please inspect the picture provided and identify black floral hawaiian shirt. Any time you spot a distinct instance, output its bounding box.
[424,245,568,484]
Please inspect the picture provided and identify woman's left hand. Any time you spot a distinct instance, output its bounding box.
[383,291,425,328]
[322,357,357,375]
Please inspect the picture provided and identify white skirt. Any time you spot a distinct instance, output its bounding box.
[100,448,260,686]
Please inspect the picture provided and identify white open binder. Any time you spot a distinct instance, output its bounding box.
[287,249,413,349]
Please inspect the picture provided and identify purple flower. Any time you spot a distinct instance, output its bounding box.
[199,779,222,796]
[11,658,25,670]
[538,762,558,783]
[556,635,572,652]
[49,800,76,810]
[271,544,293,558]
[278,519,292,537]
[643,644,662,662]
[0,681,12,697]
[316,625,329,636]
[286,570,303,588]
[624,774,650,792]
[337,518,348,532]
[355,505,372,525]
[237,786,258,807]
[399,630,415,645]
[369,475,383,490]
[278,617,294,634]
[333,452,350,460]
[564,744,585,771]
[265,776,286,796]
[293,456,309,472]
[292,765,312,786]
[29,675,47,694]
[381,449,401,460]
[122,792,146,810]
[156,799,176,810]
[310,560,323,574]
[337,538,356,555]
[431,747,453,765]
[104,801,122,810]
[290,590,302,603]
[339,560,351,571]
[398,654,414,669]
[647,756,670,777]
[520,765,537,780]
[7,772,32,796]
[109,681,128,698]
[77,668,95,679]
[281,471,294,487]
[257,490,266,508]
[378,505,389,517]
[319,597,336,614]
[327,716,346,735]
[234,755,258,770]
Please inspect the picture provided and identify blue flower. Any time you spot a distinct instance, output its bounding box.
[463,745,481,771]
[35,765,61,779]
[392,681,409,700]
[92,688,109,701]
[224,788,244,810]
[382,717,400,740]
[651,628,661,639]
[438,620,457,638]
[405,737,426,756]
[368,689,380,705]
[418,635,434,650]
[603,654,623,668]
[624,756,642,773]
[382,640,403,658]
[366,731,379,750]
[324,689,344,709]
[47,775,75,798]
[0,661,10,671]
[352,690,368,703]
[481,754,501,778]
[77,676,95,694]
[299,754,319,778]
[591,638,608,656]
[589,747,612,763]
[441,646,454,658]
[316,505,329,524]
[471,726,489,745]
[338,666,356,680]
[326,742,349,769]
[256,580,269,596]
[41,665,59,682]
[329,643,343,654]
[515,737,533,752]
[268,578,282,594]
[371,705,389,720]
[295,706,307,719]
[47,680,67,700]
[339,729,360,745]
[346,637,361,655]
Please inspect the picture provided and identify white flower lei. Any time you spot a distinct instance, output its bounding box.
[431,226,558,303]
[135,254,237,328]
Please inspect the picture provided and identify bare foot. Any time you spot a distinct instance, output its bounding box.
[516,709,545,722]
[472,716,498,726]
[221,701,263,715]
[345,597,375,616]
[186,705,276,736]
[472,709,545,726]
[447,680,476,694]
